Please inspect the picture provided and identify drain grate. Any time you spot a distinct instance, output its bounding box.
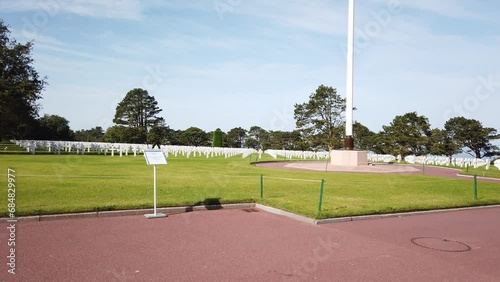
[411,237,471,252]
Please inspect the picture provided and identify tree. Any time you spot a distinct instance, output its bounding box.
[444,117,500,158]
[103,126,144,143]
[370,131,390,154]
[37,114,74,140]
[147,119,169,148]
[288,130,309,150]
[381,112,431,157]
[212,128,223,147]
[164,128,183,145]
[74,126,105,142]
[294,85,346,150]
[353,122,375,151]
[429,128,460,158]
[244,137,259,149]
[113,88,163,143]
[0,20,47,140]
[179,127,211,146]
[267,130,307,150]
[267,131,289,150]
[226,127,247,148]
[244,126,270,150]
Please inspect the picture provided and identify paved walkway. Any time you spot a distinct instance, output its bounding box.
[1,207,499,281]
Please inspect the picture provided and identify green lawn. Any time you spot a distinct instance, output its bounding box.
[0,141,28,154]
[460,165,500,179]
[1,154,499,219]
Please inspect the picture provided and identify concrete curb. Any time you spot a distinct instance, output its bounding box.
[0,203,256,222]
[255,204,316,225]
[5,216,40,222]
[456,173,500,182]
[253,204,500,225]
[40,212,98,221]
[98,209,154,218]
[315,204,500,225]
[2,203,499,224]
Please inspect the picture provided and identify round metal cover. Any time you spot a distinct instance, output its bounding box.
[411,237,471,252]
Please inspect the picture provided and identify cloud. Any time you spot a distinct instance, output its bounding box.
[3,0,499,134]
[398,0,481,19]
[0,0,144,20]
[228,0,347,36]
[64,0,143,20]
[0,0,42,12]
[34,42,133,66]
[364,16,500,71]
[10,27,65,46]
[155,34,252,51]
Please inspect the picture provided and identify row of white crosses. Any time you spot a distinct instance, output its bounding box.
[13,140,259,158]
[161,145,257,159]
[264,149,330,160]
[404,155,495,170]
[367,154,398,163]
[495,159,500,170]
[12,140,500,169]
[13,140,328,161]
[367,153,499,171]
[15,140,144,156]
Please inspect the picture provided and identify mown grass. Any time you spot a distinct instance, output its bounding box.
[0,142,27,154]
[459,164,500,179]
[379,160,500,180]
[1,154,499,219]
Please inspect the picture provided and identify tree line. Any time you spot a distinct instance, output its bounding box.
[293,85,499,159]
[1,20,499,159]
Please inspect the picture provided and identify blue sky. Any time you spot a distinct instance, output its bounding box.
[1,0,499,136]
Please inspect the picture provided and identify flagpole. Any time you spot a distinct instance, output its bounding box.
[344,0,355,150]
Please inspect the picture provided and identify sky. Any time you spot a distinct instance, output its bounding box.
[1,0,500,136]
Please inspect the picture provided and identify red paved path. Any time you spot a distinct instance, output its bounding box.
[2,207,500,281]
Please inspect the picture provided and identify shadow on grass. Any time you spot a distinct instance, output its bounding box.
[185,198,222,212]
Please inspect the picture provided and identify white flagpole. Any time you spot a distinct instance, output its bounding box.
[345,0,355,143]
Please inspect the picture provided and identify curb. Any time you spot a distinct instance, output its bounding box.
[2,203,499,225]
[456,173,500,182]
[40,212,99,221]
[255,204,316,225]
[253,204,500,225]
[315,204,500,225]
[0,203,256,222]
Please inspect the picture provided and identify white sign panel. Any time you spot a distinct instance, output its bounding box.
[144,150,167,165]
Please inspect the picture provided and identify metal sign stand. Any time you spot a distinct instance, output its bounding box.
[143,150,168,219]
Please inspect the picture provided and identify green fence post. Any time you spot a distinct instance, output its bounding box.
[260,174,264,200]
[422,162,425,175]
[474,174,477,200]
[318,179,325,214]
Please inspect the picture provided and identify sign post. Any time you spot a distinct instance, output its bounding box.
[143,150,168,219]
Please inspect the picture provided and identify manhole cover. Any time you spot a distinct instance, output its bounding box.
[411,237,471,252]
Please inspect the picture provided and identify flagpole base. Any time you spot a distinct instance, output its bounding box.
[144,213,167,219]
[344,135,354,150]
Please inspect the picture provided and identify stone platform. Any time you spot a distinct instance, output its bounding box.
[281,161,421,174]
[330,150,368,166]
